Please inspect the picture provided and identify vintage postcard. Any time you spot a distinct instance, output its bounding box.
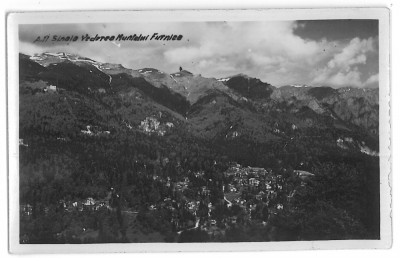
[7,8,391,253]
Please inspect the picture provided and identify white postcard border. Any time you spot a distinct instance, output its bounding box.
[7,8,391,253]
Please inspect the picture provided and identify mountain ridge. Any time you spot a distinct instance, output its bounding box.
[26,52,378,95]
[22,52,379,139]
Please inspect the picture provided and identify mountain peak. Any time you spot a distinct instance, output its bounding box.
[171,70,193,77]
[137,68,164,75]
[230,73,252,79]
[223,74,274,100]
[289,84,311,88]
[29,52,98,67]
[217,73,252,82]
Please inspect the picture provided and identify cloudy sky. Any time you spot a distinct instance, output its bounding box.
[19,20,379,88]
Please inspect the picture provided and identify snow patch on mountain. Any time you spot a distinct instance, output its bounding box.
[217,78,230,82]
[290,84,310,88]
[169,75,177,83]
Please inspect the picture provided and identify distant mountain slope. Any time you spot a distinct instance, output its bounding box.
[19,88,117,139]
[110,72,190,115]
[23,51,379,145]
[186,89,277,142]
[271,85,379,135]
[222,74,275,100]
[307,87,338,100]
[37,61,112,94]
[29,52,238,104]
[19,53,47,81]
[137,69,240,104]
[170,71,235,104]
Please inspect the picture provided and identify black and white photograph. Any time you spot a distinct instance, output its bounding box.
[6,8,391,253]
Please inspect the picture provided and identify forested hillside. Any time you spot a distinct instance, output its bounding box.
[19,52,380,243]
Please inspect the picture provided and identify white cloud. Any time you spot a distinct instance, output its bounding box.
[312,37,377,88]
[164,44,214,64]
[365,73,379,85]
[327,69,363,87]
[327,38,374,70]
[162,21,331,84]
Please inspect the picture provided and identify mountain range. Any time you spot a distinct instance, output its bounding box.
[19,52,379,157]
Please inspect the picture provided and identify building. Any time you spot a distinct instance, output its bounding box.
[19,139,28,147]
[83,197,95,207]
[201,187,211,196]
[81,125,93,135]
[249,178,260,187]
[20,204,33,217]
[293,170,315,180]
[44,85,57,92]
[256,191,265,200]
